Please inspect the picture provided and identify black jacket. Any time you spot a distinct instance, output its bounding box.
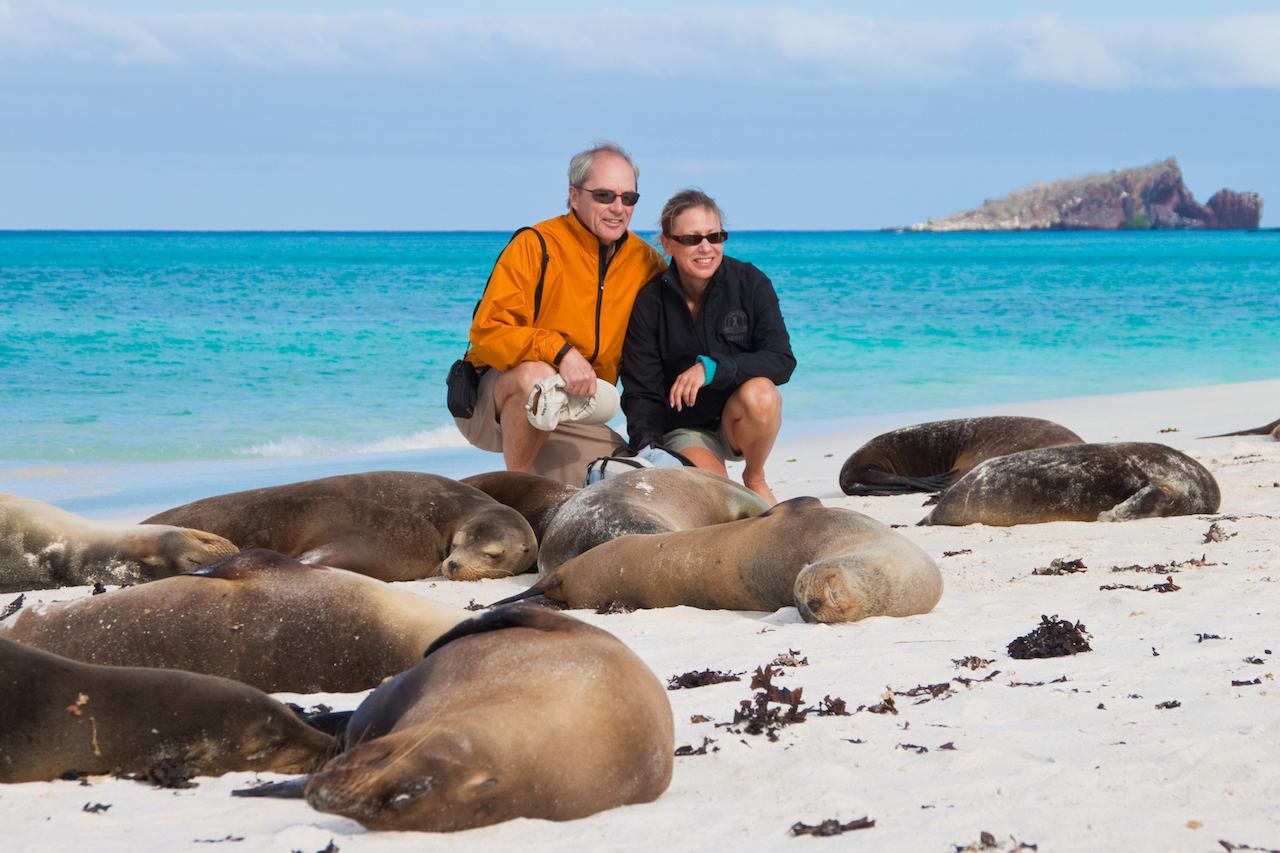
[621,256,796,450]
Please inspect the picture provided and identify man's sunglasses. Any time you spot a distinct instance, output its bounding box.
[666,231,729,247]
[577,187,640,206]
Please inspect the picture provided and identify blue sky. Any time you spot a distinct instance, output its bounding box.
[2,1,1277,229]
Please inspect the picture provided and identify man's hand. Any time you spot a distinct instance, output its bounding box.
[558,348,597,397]
[668,362,706,412]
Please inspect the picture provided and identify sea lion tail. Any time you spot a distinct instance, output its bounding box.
[486,574,562,609]
[232,777,310,799]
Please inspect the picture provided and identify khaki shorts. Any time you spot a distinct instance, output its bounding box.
[663,423,744,463]
[455,366,626,487]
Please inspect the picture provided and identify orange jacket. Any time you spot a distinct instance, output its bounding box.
[466,213,666,386]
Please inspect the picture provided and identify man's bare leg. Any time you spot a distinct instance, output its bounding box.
[722,377,783,505]
[492,361,556,472]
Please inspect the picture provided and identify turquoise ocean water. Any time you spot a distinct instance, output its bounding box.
[3,230,1278,467]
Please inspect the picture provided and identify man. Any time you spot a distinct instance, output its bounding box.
[454,142,667,486]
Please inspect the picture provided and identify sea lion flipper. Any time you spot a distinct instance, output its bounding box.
[1098,484,1166,523]
[758,496,824,518]
[232,777,310,799]
[424,600,564,658]
[184,549,298,579]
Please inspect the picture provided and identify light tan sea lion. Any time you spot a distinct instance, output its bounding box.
[142,471,536,581]
[460,471,580,542]
[537,466,770,572]
[0,493,238,594]
[498,497,942,624]
[0,637,334,783]
[839,416,1085,496]
[301,604,674,832]
[0,549,470,694]
[920,442,1221,526]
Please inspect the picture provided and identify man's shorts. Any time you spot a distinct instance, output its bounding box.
[454,366,625,487]
[662,423,744,463]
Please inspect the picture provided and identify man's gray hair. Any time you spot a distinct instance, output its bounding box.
[567,140,640,208]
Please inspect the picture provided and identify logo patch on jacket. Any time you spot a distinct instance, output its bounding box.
[721,310,748,340]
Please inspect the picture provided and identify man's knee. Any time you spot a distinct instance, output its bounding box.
[493,361,556,414]
[732,377,783,419]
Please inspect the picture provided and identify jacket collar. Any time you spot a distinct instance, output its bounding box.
[564,211,631,260]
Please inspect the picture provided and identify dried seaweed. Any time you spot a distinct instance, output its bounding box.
[898,743,928,754]
[952,656,994,671]
[813,695,851,716]
[953,670,1002,686]
[114,759,197,789]
[82,802,111,814]
[771,649,809,667]
[1007,615,1091,659]
[954,832,1038,851]
[1099,579,1181,593]
[1244,656,1266,665]
[1196,633,1225,642]
[464,599,486,611]
[595,601,635,615]
[1155,700,1181,709]
[1111,555,1213,573]
[668,669,742,690]
[716,666,849,739]
[862,694,898,715]
[1203,523,1236,543]
[674,737,717,756]
[1220,841,1280,852]
[942,549,972,557]
[1232,678,1261,686]
[91,582,108,595]
[897,682,954,704]
[292,843,337,853]
[790,817,875,836]
[1033,558,1086,576]
[194,837,245,844]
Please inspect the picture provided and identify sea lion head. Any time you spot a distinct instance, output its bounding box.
[305,723,511,832]
[439,506,536,581]
[792,555,886,624]
[113,525,240,581]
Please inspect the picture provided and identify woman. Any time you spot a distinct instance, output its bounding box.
[621,189,795,504]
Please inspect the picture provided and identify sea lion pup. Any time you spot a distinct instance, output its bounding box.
[298,604,674,832]
[839,416,1085,496]
[460,471,579,542]
[0,638,333,783]
[143,471,536,581]
[920,442,1221,526]
[1201,417,1280,439]
[0,493,238,594]
[496,497,942,624]
[537,466,770,572]
[0,549,470,694]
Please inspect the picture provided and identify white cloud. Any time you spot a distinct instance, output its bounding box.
[3,1,1280,88]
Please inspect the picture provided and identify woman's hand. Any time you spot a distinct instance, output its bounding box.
[668,362,706,412]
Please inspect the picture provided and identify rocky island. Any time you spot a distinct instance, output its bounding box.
[908,157,1262,231]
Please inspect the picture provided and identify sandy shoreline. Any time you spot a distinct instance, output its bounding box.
[3,378,1279,852]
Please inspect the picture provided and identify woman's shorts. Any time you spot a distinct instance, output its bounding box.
[662,423,744,463]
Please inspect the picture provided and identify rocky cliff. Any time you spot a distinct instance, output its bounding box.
[908,158,1262,232]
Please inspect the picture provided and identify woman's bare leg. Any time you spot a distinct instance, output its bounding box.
[721,377,783,505]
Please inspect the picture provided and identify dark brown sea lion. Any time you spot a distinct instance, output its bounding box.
[1201,418,1280,439]
[142,471,536,581]
[839,416,1086,495]
[920,442,1221,526]
[537,467,770,572]
[0,549,470,694]
[0,637,334,783]
[300,604,673,832]
[498,497,942,624]
[0,493,238,594]
[460,471,580,542]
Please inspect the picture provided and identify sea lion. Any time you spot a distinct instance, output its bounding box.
[498,497,942,624]
[537,466,771,572]
[143,471,536,582]
[460,471,580,542]
[0,549,471,694]
[1202,417,1280,439]
[300,604,673,832]
[0,493,238,594]
[920,442,1221,526]
[0,637,334,783]
[840,416,1086,495]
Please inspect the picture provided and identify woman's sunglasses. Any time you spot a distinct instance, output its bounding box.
[666,231,729,246]
[577,187,640,206]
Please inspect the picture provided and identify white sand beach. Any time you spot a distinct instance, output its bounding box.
[3,379,1279,853]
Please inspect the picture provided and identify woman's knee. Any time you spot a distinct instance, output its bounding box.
[732,377,783,420]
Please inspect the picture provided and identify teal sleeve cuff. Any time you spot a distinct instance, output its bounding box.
[697,355,717,386]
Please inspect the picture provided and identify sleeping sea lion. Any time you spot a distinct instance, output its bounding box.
[920,442,1221,526]
[0,549,470,694]
[537,466,770,572]
[142,471,536,581]
[0,493,238,593]
[840,416,1085,495]
[0,637,333,783]
[299,604,673,831]
[497,497,942,624]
